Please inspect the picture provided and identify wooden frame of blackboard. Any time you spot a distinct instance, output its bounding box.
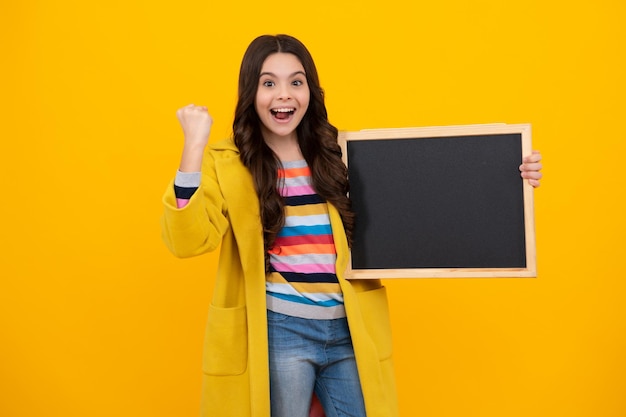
[338,123,536,279]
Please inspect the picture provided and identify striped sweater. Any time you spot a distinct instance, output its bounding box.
[266,160,345,320]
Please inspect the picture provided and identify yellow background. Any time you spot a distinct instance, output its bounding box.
[1,1,624,416]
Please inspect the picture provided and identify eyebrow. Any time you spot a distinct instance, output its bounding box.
[259,70,306,78]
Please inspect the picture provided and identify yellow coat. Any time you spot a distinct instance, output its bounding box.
[161,138,399,417]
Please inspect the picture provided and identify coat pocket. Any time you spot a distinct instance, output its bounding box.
[202,304,248,376]
[356,286,393,361]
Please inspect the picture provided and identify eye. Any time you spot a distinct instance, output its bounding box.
[262,80,275,87]
[292,79,304,86]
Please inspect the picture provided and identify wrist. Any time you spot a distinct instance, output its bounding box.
[179,144,206,172]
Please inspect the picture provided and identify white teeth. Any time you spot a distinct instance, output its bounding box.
[272,108,294,113]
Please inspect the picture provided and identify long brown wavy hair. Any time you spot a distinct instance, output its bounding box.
[233,34,354,267]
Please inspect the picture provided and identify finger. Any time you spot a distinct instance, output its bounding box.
[528,179,540,188]
[187,105,209,114]
[523,150,542,164]
[521,170,543,180]
[520,161,543,172]
[521,170,542,188]
[178,104,194,117]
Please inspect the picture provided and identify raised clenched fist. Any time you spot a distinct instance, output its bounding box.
[176,104,213,148]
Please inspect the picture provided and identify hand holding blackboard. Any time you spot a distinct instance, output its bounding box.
[339,124,537,279]
[520,150,543,188]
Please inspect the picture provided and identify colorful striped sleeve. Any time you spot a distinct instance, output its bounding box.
[174,171,200,208]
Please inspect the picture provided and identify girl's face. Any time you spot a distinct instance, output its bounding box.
[255,52,310,143]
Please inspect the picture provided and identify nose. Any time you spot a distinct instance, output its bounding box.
[277,84,292,100]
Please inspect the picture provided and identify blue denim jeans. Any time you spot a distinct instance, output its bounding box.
[267,310,366,417]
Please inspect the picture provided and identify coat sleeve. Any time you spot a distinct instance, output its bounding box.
[161,149,230,258]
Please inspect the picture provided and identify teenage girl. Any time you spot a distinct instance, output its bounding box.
[161,34,543,417]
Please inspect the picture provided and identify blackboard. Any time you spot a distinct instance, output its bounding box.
[338,124,536,278]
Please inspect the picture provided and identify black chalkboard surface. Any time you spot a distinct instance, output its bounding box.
[338,124,536,278]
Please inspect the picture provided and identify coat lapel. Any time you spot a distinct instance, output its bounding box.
[214,154,264,270]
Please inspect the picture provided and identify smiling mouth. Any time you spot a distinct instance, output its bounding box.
[271,108,295,120]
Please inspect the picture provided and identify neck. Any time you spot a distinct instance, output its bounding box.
[264,134,303,162]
